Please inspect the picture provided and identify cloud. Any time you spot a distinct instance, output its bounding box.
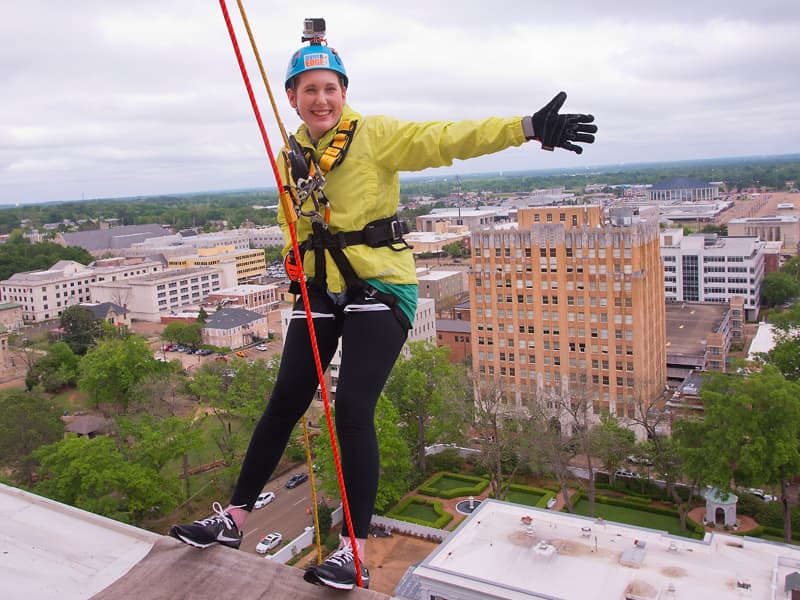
[1,0,799,204]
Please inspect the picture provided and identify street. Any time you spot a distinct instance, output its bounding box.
[238,470,323,556]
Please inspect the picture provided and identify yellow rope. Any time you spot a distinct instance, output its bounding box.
[300,415,323,563]
[235,0,324,565]
[235,0,290,148]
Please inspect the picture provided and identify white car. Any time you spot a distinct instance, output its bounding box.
[615,469,640,478]
[256,532,282,554]
[744,488,777,502]
[256,344,268,351]
[254,491,275,509]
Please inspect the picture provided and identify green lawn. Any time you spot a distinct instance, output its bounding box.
[572,499,695,538]
[506,490,545,507]
[428,474,481,492]
[396,500,440,524]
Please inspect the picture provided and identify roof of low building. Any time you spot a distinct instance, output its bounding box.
[64,415,113,436]
[203,307,264,330]
[60,224,168,252]
[651,177,712,190]
[83,302,127,319]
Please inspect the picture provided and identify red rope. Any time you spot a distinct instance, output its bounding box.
[217,0,364,587]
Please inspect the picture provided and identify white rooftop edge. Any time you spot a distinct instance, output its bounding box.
[411,499,800,599]
[1,483,158,600]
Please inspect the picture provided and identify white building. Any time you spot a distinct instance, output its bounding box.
[246,225,285,248]
[0,258,163,323]
[204,284,280,315]
[727,215,800,252]
[646,176,720,202]
[400,498,800,600]
[417,268,468,304]
[660,230,764,320]
[416,208,499,232]
[90,267,223,322]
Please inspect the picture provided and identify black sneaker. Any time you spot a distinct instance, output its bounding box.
[170,502,242,549]
[304,545,370,590]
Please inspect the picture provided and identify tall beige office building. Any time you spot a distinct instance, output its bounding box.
[469,205,666,422]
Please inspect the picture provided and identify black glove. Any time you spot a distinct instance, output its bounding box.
[523,91,597,154]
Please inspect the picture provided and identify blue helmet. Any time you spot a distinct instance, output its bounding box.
[285,44,348,90]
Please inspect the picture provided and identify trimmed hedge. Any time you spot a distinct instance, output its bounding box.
[418,472,489,499]
[387,496,453,529]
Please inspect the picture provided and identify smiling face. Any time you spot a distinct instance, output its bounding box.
[286,69,347,143]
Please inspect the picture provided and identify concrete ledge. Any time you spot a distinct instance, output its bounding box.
[90,536,389,599]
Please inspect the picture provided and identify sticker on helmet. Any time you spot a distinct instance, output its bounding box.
[303,53,330,68]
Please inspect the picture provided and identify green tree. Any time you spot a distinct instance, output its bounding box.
[780,255,800,280]
[78,336,161,413]
[128,370,185,416]
[197,307,208,324]
[60,305,102,355]
[761,271,800,307]
[472,378,534,502]
[162,321,203,348]
[33,436,177,525]
[0,236,92,280]
[25,341,80,392]
[761,338,800,381]
[384,341,470,471]
[679,367,800,542]
[185,358,279,483]
[590,413,636,481]
[115,414,201,475]
[224,357,280,429]
[442,241,465,258]
[0,390,63,485]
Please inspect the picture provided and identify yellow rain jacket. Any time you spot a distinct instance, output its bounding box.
[278,104,527,293]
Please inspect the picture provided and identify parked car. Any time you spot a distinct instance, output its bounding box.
[255,532,282,554]
[743,488,777,502]
[615,469,639,478]
[236,351,248,358]
[369,524,392,538]
[256,344,268,351]
[285,472,309,488]
[254,491,275,509]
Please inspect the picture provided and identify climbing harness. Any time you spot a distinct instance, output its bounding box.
[283,117,357,225]
[219,2,365,586]
[284,118,412,329]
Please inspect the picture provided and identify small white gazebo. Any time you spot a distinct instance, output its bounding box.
[704,488,738,527]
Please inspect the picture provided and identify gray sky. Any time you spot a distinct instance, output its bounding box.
[2,0,799,205]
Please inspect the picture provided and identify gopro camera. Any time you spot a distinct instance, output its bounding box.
[302,18,326,43]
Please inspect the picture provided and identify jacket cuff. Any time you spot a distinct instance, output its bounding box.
[521,116,536,140]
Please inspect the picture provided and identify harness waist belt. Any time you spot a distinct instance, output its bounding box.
[305,215,410,250]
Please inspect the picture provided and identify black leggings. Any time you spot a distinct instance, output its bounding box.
[230,286,408,538]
